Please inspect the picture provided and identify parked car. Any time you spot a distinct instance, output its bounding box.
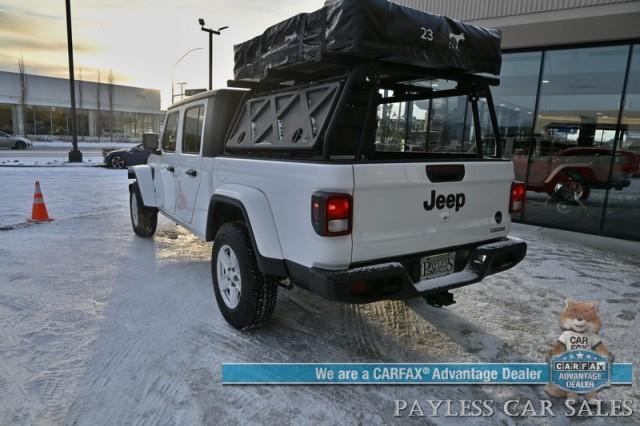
[103,144,151,169]
[0,131,32,149]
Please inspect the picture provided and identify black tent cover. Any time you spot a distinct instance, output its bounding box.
[233,0,502,81]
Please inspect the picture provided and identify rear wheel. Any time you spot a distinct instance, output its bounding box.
[130,183,157,237]
[111,155,126,169]
[212,222,277,330]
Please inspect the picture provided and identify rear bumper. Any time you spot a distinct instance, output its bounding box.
[287,237,527,304]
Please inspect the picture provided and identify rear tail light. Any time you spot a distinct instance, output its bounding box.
[311,192,352,236]
[510,181,526,213]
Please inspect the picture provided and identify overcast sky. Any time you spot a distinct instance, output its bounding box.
[0,0,324,109]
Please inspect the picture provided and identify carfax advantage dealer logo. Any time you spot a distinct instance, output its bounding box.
[550,350,610,394]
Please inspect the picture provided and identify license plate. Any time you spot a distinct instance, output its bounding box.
[420,252,455,280]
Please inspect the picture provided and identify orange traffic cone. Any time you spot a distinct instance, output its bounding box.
[29,180,53,222]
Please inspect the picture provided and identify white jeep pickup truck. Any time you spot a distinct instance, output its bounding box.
[128,4,526,330]
[128,69,526,329]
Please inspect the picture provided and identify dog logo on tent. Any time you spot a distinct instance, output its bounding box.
[449,32,466,51]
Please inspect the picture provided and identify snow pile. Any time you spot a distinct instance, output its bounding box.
[0,157,104,167]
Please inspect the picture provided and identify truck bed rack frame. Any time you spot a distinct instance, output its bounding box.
[225,60,503,160]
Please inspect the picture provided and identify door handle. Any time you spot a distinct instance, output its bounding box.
[186,169,198,177]
[166,166,175,173]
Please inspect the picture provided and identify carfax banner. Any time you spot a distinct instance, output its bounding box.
[222,361,633,386]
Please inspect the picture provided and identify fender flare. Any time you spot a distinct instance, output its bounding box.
[128,165,157,208]
[544,165,595,186]
[208,185,286,277]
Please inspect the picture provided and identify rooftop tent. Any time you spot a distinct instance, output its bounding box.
[233,0,502,82]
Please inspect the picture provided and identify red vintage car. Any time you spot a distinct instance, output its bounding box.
[512,147,636,201]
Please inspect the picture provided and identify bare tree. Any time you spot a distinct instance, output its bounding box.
[18,55,27,136]
[96,69,101,141]
[107,69,115,142]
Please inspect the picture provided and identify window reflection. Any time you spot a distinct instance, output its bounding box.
[493,52,542,175]
[604,45,640,239]
[522,45,629,232]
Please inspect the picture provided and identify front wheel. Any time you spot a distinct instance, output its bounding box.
[15,141,27,150]
[551,180,590,202]
[212,222,277,330]
[130,183,157,237]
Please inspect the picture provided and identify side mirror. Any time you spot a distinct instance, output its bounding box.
[142,133,159,152]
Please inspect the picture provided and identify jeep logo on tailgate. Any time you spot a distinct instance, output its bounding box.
[423,190,466,212]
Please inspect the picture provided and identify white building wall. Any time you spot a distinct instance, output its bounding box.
[0,71,160,114]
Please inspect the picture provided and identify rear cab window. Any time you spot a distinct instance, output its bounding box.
[371,79,496,160]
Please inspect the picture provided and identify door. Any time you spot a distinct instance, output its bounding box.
[129,144,148,164]
[157,111,180,216]
[175,104,205,224]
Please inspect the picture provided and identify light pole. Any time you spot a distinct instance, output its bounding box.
[198,19,228,90]
[65,0,82,162]
[171,48,203,104]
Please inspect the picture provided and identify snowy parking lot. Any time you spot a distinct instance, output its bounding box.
[0,167,639,425]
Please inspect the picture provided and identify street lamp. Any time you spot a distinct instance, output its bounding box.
[199,19,228,90]
[171,47,203,104]
[65,0,82,162]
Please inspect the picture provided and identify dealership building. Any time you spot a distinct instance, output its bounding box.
[394,0,640,240]
[0,71,163,141]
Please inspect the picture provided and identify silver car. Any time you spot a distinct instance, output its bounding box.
[0,131,32,149]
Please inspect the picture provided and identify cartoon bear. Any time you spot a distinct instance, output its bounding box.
[545,299,613,404]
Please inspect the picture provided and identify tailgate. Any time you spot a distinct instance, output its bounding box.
[351,161,514,263]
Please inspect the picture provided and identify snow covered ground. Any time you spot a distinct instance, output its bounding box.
[31,141,138,149]
[0,141,137,167]
[0,167,638,425]
[0,157,104,167]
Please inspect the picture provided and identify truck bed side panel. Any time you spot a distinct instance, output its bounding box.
[206,158,355,270]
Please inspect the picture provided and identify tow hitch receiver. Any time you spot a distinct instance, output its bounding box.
[424,291,456,307]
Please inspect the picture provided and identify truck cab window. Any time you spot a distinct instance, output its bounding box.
[375,85,478,157]
[161,112,179,152]
[182,105,204,154]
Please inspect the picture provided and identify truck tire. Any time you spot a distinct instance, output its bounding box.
[212,222,277,330]
[551,179,590,202]
[129,182,157,237]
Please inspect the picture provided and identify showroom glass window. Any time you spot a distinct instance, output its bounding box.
[604,44,640,239]
[494,52,542,188]
[523,45,629,233]
[51,107,68,136]
[34,106,52,135]
[24,106,35,135]
[0,104,13,134]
